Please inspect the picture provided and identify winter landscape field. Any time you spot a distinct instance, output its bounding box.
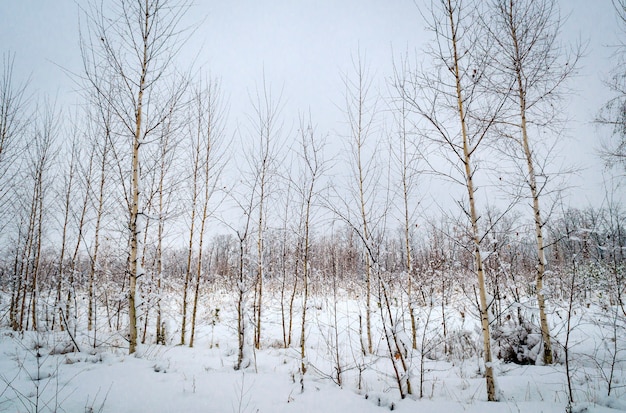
[1,0,626,411]
[1,268,626,413]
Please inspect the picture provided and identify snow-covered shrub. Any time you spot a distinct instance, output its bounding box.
[445,329,478,361]
[492,320,542,365]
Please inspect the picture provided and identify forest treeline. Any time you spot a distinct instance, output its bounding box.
[3,202,625,335]
[0,0,624,404]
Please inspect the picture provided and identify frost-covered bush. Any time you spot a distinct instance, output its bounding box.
[446,329,479,361]
[492,321,542,365]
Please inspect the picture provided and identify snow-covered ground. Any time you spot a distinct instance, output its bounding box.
[1,291,624,413]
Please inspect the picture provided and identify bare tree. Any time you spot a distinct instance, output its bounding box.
[151,86,184,345]
[597,0,626,169]
[180,88,203,346]
[189,78,227,348]
[52,128,80,332]
[84,88,116,345]
[17,99,59,331]
[278,176,297,348]
[0,53,29,236]
[484,0,580,365]
[1,55,31,332]
[293,114,327,378]
[398,0,503,400]
[339,53,381,355]
[245,79,283,350]
[80,0,191,354]
[389,59,426,349]
[64,122,97,338]
[225,186,257,371]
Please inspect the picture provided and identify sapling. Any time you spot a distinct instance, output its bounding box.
[378,273,413,398]
[564,257,578,409]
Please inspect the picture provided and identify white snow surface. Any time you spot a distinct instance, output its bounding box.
[0,294,624,413]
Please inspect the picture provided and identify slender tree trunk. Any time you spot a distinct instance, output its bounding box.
[247,82,280,350]
[181,119,201,346]
[155,160,165,345]
[54,141,78,332]
[288,247,300,347]
[236,235,247,370]
[278,205,291,349]
[10,222,25,330]
[16,174,38,332]
[30,178,43,331]
[347,58,375,355]
[189,223,210,348]
[190,81,224,348]
[18,165,38,331]
[447,0,496,400]
[300,208,310,376]
[181,197,197,345]
[126,0,156,355]
[510,19,553,365]
[16,215,31,331]
[401,134,418,350]
[255,182,265,349]
[379,273,412,398]
[140,213,151,345]
[355,105,372,354]
[66,195,88,334]
[88,138,107,339]
[298,118,325,376]
[521,104,553,364]
[27,106,57,332]
[280,197,290,348]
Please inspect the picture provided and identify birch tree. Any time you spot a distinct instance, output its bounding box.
[225,184,257,370]
[1,54,31,333]
[340,54,380,354]
[189,79,227,348]
[84,87,116,344]
[53,133,79,332]
[0,53,29,237]
[294,114,327,377]
[17,100,59,331]
[398,0,502,400]
[180,91,202,346]
[485,0,580,364]
[597,0,626,168]
[246,80,283,350]
[389,60,426,349]
[81,0,191,354]
[151,89,183,345]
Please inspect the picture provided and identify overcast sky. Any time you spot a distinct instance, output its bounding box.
[0,0,623,209]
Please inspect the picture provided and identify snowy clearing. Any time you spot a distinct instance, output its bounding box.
[1,290,624,413]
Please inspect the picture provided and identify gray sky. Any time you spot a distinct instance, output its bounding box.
[0,0,623,209]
